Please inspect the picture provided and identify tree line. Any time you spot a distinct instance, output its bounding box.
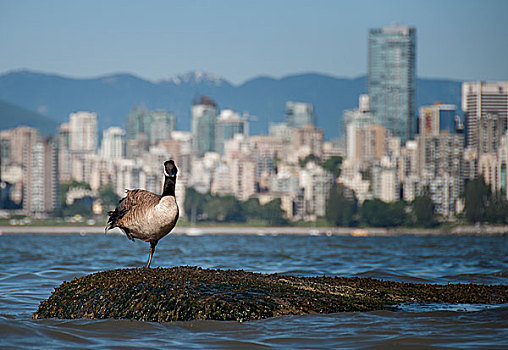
[184,187,288,225]
[326,176,508,227]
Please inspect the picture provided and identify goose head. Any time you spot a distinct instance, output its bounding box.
[163,160,178,183]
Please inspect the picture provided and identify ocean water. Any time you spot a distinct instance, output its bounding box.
[0,232,507,348]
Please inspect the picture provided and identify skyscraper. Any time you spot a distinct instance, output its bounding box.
[23,138,59,215]
[125,108,176,157]
[462,81,508,154]
[57,123,72,182]
[285,101,316,128]
[69,111,98,153]
[191,96,218,156]
[100,127,125,159]
[368,24,416,143]
[150,110,176,145]
[126,107,149,143]
[418,103,458,137]
[215,109,249,155]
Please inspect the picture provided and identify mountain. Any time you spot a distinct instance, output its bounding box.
[0,70,462,139]
[0,98,58,135]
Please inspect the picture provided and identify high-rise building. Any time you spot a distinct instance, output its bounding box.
[23,138,59,215]
[150,110,176,145]
[69,111,98,153]
[57,123,72,183]
[299,161,334,217]
[125,108,176,157]
[496,134,508,196]
[462,81,508,153]
[3,126,38,166]
[368,24,416,143]
[418,104,458,136]
[191,96,218,156]
[371,160,399,203]
[292,124,324,159]
[215,109,249,155]
[100,127,125,159]
[126,107,149,144]
[478,114,505,155]
[285,101,316,128]
[344,95,386,164]
[415,132,464,217]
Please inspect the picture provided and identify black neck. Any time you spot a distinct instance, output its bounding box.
[162,176,176,197]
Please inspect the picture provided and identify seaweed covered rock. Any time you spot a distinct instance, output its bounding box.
[32,267,508,322]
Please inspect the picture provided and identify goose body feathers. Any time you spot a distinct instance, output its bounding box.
[105,159,180,268]
[106,189,179,242]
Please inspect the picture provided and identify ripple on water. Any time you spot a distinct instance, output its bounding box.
[0,233,507,348]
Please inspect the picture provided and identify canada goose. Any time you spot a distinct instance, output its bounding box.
[105,160,179,268]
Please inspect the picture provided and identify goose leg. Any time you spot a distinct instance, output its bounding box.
[144,241,158,268]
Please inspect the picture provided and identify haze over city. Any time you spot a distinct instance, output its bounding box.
[1,0,507,83]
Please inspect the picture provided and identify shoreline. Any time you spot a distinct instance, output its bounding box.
[0,225,507,235]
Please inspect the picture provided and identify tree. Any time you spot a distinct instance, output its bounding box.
[360,199,407,227]
[326,183,356,226]
[184,187,209,222]
[321,156,343,179]
[464,177,491,223]
[485,192,508,224]
[242,198,264,220]
[203,195,246,222]
[59,181,91,208]
[299,154,319,168]
[413,193,436,227]
[99,183,120,211]
[259,198,288,225]
[62,197,94,217]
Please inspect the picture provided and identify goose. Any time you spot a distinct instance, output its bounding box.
[105,160,179,268]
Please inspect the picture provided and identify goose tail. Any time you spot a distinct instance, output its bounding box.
[105,210,117,233]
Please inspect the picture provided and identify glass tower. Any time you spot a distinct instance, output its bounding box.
[368,25,416,143]
[285,101,316,128]
[215,109,249,155]
[191,96,218,156]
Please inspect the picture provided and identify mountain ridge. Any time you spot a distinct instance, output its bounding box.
[0,69,462,139]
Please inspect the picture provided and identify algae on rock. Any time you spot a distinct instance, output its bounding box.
[32,266,508,322]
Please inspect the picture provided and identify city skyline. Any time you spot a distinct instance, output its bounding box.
[1,0,508,84]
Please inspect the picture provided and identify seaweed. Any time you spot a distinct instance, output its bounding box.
[32,267,508,322]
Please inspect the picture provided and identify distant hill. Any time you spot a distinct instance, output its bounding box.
[0,98,58,135]
[0,70,462,139]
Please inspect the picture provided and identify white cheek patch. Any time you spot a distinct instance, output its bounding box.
[164,166,170,177]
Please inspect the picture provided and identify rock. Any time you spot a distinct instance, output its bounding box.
[32,267,508,322]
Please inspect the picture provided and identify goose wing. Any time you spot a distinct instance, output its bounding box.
[105,189,161,234]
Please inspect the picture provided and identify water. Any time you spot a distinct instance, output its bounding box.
[1,232,507,348]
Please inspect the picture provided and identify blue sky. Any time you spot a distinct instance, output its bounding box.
[1,0,507,84]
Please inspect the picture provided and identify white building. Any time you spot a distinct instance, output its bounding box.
[23,139,58,215]
[100,127,125,159]
[69,111,98,153]
[299,161,334,218]
[215,109,249,155]
[462,81,508,154]
[285,101,316,128]
[371,157,399,203]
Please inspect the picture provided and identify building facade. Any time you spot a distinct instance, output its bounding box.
[285,101,316,128]
[419,103,458,136]
[69,111,97,153]
[23,138,59,215]
[215,109,249,155]
[462,81,508,153]
[191,96,218,156]
[368,24,416,143]
[100,127,125,159]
